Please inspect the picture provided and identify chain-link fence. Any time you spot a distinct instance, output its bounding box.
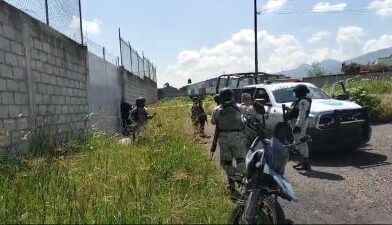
[120,36,156,82]
[85,38,119,66]
[4,0,83,44]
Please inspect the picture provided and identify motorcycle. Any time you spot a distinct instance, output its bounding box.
[229,104,311,224]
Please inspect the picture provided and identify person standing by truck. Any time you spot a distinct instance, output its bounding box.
[287,84,312,171]
[211,88,246,197]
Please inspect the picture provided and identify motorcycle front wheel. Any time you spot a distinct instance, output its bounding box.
[230,191,285,224]
[229,203,245,224]
[256,195,285,224]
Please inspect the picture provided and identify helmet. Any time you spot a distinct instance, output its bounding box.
[293,84,310,97]
[136,97,146,107]
[219,88,234,103]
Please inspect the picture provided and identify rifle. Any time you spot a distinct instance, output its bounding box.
[210,124,219,160]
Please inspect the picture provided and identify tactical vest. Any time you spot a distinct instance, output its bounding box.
[289,97,312,119]
[216,103,243,132]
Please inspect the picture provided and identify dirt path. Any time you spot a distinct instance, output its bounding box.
[203,122,392,224]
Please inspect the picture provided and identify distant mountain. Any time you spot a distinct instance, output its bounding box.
[279,59,341,78]
[345,47,392,65]
[278,47,392,78]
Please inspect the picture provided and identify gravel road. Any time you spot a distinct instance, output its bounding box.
[204,123,392,224]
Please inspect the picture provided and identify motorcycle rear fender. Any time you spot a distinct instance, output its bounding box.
[263,165,298,202]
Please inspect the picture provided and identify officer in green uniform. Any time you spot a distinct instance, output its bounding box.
[211,88,246,195]
[191,97,208,137]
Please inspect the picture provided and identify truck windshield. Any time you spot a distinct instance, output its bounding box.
[272,86,330,103]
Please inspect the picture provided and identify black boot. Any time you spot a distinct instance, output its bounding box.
[293,162,303,169]
[303,160,311,171]
[296,159,311,171]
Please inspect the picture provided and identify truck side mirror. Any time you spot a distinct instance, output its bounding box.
[335,93,350,101]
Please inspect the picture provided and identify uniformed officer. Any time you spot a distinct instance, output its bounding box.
[211,88,246,195]
[131,97,154,125]
[191,97,208,137]
[287,85,312,171]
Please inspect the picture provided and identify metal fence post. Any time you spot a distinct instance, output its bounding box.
[78,0,84,44]
[128,42,133,73]
[137,52,140,77]
[45,0,49,25]
[103,47,106,61]
[142,52,146,78]
[118,28,123,66]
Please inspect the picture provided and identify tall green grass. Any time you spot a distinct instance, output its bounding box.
[323,79,392,123]
[0,99,231,224]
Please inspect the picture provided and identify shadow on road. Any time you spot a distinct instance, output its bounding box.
[311,149,390,169]
[297,170,345,181]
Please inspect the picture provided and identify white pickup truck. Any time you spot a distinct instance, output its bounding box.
[232,81,371,152]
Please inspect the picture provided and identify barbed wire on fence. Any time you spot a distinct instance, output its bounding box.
[84,37,119,66]
[4,0,82,44]
[119,36,157,83]
[4,0,156,83]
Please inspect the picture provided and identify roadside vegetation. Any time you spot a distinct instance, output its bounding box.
[323,78,392,123]
[0,99,231,224]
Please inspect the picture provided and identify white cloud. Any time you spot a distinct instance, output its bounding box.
[369,0,392,16]
[163,29,311,87]
[364,34,392,53]
[336,26,364,44]
[308,31,331,43]
[332,26,365,59]
[262,0,288,12]
[70,16,102,35]
[161,25,392,87]
[312,2,347,12]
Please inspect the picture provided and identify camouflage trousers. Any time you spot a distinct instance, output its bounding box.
[219,132,247,179]
[192,118,206,136]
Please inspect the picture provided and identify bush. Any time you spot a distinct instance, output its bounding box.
[323,79,392,123]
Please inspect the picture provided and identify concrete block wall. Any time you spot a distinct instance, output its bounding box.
[0,1,88,154]
[89,53,122,133]
[121,67,158,106]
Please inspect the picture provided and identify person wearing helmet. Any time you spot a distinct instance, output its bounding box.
[191,97,208,138]
[287,84,312,171]
[211,88,246,198]
[131,97,155,125]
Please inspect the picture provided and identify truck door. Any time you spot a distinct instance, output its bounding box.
[254,88,276,133]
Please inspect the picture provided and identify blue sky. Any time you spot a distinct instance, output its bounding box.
[81,0,392,87]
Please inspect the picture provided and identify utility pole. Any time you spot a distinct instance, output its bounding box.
[254,0,259,83]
